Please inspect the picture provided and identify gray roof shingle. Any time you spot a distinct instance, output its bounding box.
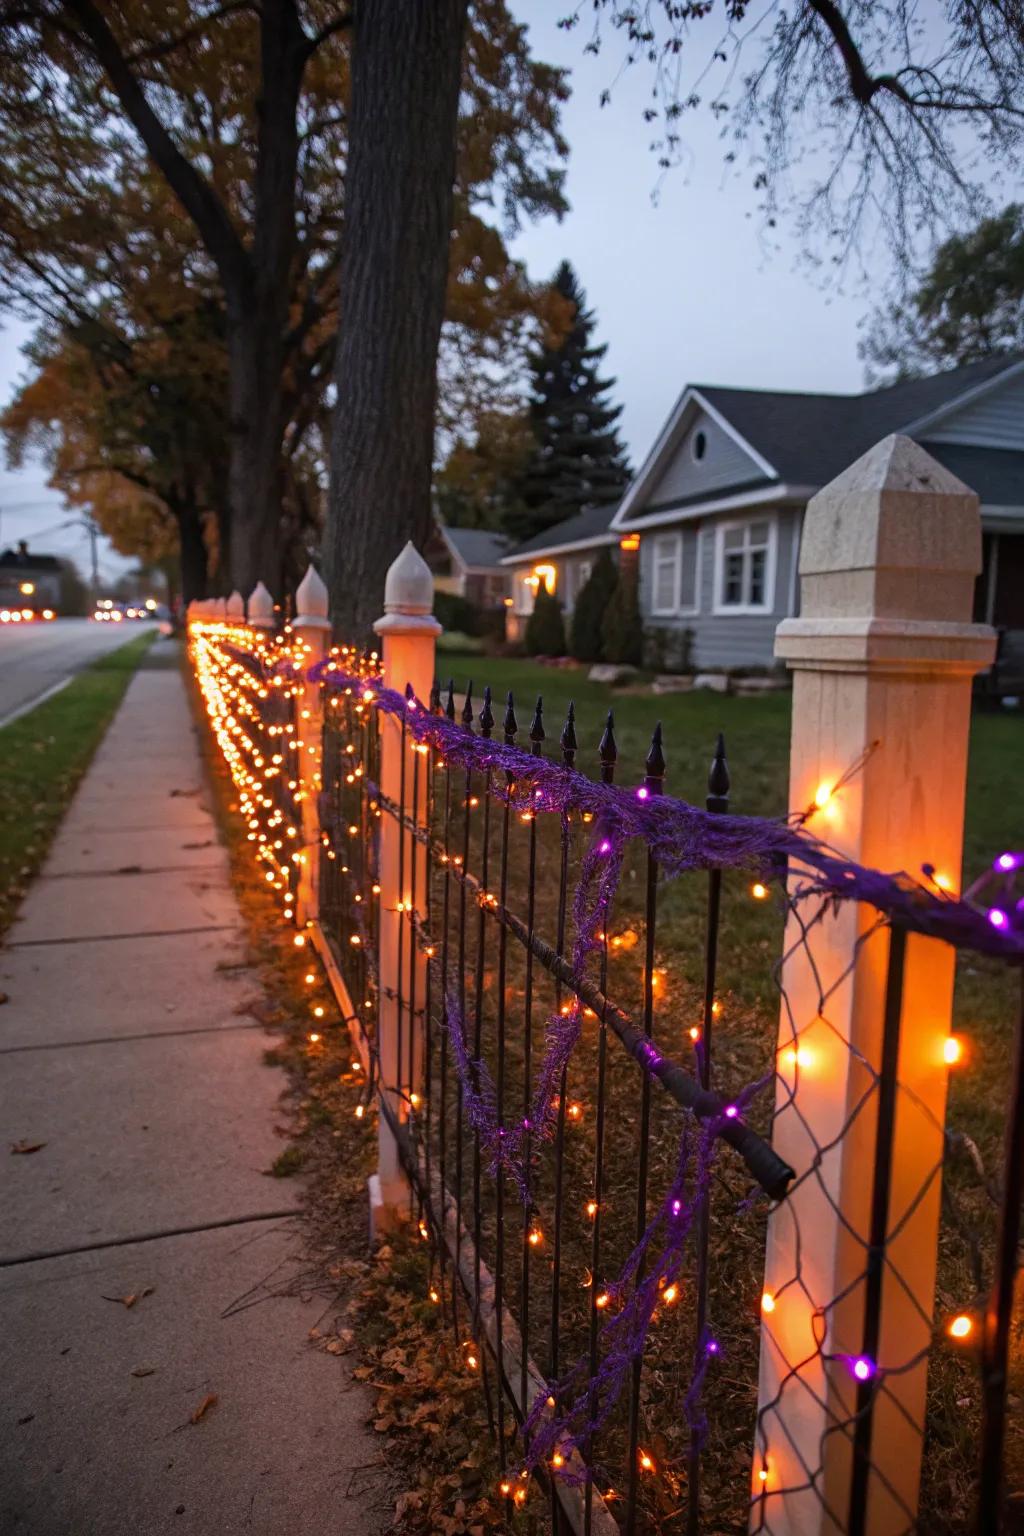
[696,353,1023,490]
[442,526,512,568]
[502,503,620,561]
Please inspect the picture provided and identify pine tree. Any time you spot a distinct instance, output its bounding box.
[506,262,630,543]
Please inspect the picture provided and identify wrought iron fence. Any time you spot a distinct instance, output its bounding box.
[189,615,1024,1536]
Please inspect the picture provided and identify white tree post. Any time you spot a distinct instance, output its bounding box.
[370,542,441,1232]
[294,564,331,928]
[248,581,274,629]
[226,589,245,623]
[753,436,996,1533]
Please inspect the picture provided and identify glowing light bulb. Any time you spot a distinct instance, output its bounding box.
[996,852,1019,872]
[689,1026,701,1042]
[761,1291,776,1314]
[751,882,768,900]
[989,907,1008,929]
[943,1036,963,1065]
[294,934,306,947]
[528,1227,542,1247]
[429,1287,440,1304]
[595,1292,610,1309]
[783,1045,813,1070]
[933,871,955,893]
[354,1104,365,1119]
[551,1452,564,1469]
[308,1032,320,1044]
[639,1451,654,1473]
[586,1200,598,1218]
[813,781,833,809]
[663,1283,678,1305]
[850,1356,873,1382]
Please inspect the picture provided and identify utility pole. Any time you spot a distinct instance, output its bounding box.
[87,518,99,605]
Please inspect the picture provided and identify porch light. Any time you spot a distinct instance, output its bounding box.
[619,534,639,552]
[533,563,556,593]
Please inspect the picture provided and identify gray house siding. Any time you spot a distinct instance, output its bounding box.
[641,408,765,509]
[639,506,802,670]
[924,372,1024,452]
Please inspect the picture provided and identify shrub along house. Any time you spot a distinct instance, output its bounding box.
[608,352,1024,679]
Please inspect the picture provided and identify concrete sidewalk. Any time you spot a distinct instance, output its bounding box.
[0,649,386,1535]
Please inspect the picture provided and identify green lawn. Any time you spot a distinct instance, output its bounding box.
[0,630,157,932]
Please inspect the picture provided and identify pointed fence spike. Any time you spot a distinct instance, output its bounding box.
[599,709,618,768]
[707,730,730,811]
[529,695,545,755]
[445,680,456,721]
[462,680,474,730]
[479,684,494,738]
[645,719,666,784]
[503,690,518,743]
[561,700,577,766]
[429,679,441,715]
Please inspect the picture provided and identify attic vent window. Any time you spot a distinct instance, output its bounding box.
[692,430,707,462]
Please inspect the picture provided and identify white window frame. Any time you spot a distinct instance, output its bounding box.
[651,533,682,616]
[712,515,778,616]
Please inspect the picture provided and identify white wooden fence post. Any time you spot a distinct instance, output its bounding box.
[370,542,441,1232]
[294,564,331,928]
[752,436,996,1533]
[248,581,274,629]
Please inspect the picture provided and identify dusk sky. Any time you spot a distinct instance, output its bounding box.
[0,4,887,579]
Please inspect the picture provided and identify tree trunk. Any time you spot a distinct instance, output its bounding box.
[325,0,469,641]
[177,495,209,606]
[226,300,288,599]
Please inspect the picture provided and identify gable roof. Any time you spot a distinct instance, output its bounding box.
[440,525,511,570]
[697,354,1024,488]
[613,352,1024,528]
[501,503,620,563]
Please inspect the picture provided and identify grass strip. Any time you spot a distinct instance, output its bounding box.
[0,630,157,932]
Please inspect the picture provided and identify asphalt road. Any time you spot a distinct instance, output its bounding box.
[0,618,157,727]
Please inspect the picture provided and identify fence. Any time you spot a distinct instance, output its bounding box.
[187,437,1024,1535]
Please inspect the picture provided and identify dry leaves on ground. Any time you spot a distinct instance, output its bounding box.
[10,1139,46,1154]
[190,1393,218,1424]
[102,1287,154,1308]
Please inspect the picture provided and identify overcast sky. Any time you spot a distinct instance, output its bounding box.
[0,2,880,579]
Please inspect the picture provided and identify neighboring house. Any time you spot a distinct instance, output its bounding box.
[0,542,62,610]
[607,353,1024,675]
[500,504,623,644]
[424,521,512,610]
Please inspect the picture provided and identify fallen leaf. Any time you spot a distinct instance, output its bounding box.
[17,1413,34,1426]
[131,1364,157,1378]
[190,1392,218,1424]
[102,1286,154,1309]
[0,991,9,1005]
[10,1139,45,1155]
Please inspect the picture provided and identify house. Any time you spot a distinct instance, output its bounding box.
[614,354,1024,676]
[0,542,62,611]
[500,504,622,645]
[424,521,512,610]
[501,355,1024,678]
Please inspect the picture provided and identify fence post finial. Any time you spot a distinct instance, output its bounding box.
[754,434,996,1535]
[295,563,330,629]
[248,580,274,628]
[370,540,440,1234]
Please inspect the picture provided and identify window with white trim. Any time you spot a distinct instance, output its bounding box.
[652,534,682,614]
[715,518,775,613]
